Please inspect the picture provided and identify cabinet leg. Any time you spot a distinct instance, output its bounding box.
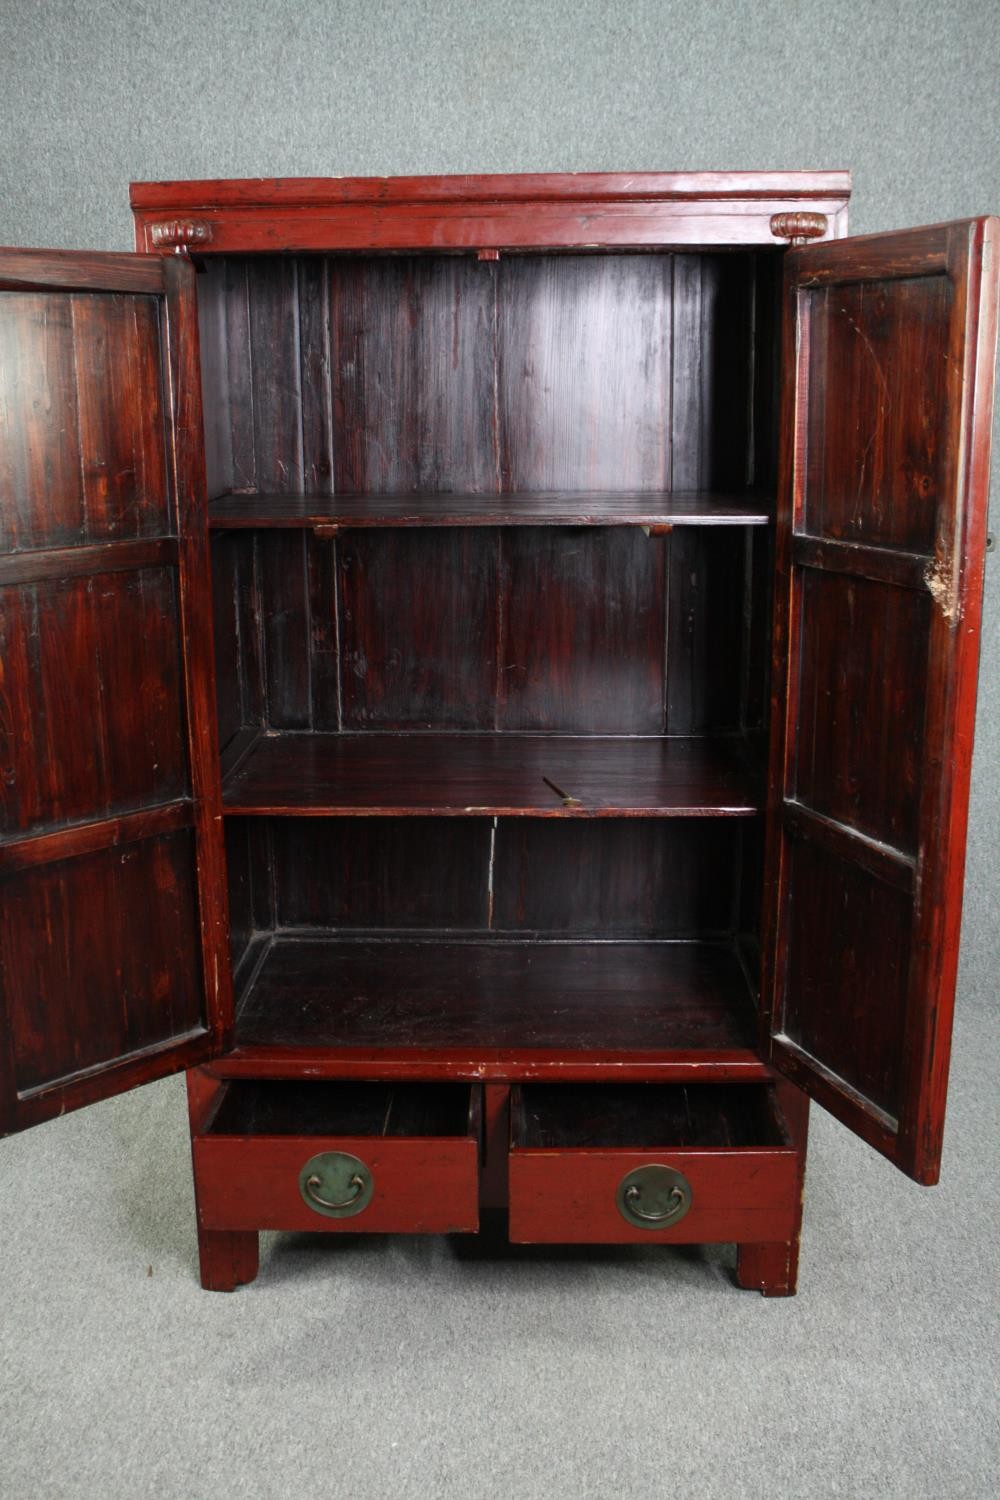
[737,1079,808,1296]
[196,1227,259,1292]
[736,1239,799,1297]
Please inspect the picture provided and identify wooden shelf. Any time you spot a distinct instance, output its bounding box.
[221,733,762,818]
[220,938,764,1081]
[208,490,772,530]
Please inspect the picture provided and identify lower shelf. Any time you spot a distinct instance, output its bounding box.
[222,937,764,1080]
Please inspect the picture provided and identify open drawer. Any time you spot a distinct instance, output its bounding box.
[508,1083,800,1244]
[193,1081,482,1234]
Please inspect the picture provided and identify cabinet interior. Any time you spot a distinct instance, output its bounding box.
[199,248,783,1066]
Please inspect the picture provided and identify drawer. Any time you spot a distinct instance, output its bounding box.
[193,1081,481,1234]
[508,1083,799,1245]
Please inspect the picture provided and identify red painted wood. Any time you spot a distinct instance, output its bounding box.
[130,172,851,253]
[131,171,853,210]
[507,1084,799,1245]
[736,1078,809,1296]
[209,1050,770,1085]
[192,1085,481,1235]
[0,249,231,1137]
[195,1229,260,1292]
[762,219,1000,1183]
[221,733,762,818]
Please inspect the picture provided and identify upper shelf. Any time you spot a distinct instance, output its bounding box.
[207,490,773,531]
[221,732,762,818]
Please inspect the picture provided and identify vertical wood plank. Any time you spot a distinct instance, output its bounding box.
[331,255,497,494]
[162,255,234,1051]
[0,293,84,552]
[498,254,672,492]
[72,294,170,538]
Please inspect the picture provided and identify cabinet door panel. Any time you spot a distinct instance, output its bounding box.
[764,219,999,1182]
[0,252,232,1135]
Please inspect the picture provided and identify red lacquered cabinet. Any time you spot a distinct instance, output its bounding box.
[1,173,997,1295]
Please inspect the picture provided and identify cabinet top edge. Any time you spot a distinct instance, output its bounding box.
[129,169,853,212]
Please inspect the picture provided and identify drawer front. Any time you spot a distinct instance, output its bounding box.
[194,1089,481,1235]
[508,1148,799,1245]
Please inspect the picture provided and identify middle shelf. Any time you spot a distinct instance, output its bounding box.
[221,732,763,818]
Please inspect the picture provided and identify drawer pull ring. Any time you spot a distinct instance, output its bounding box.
[616,1164,692,1230]
[298,1151,374,1218]
[304,1172,365,1212]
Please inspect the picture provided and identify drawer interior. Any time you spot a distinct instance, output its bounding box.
[511,1083,791,1150]
[207,1080,476,1138]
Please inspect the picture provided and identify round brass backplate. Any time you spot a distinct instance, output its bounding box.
[616,1164,692,1230]
[298,1151,374,1219]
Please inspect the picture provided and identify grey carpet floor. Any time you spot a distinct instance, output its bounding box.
[1,996,997,1500]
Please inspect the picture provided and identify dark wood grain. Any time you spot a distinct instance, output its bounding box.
[0,253,231,1137]
[199,250,773,506]
[794,568,928,853]
[231,937,760,1071]
[762,218,1000,1182]
[666,529,750,733]
[212,523,767,738]
[803,273,952,552]
[511,1082,788,1149]
[208,489,773,529]
[268,815,492,929]
[221,733,762,817]
[781,835,911,1121]
[332,255,498,495]
[161,255,235,1057]
[0,249,165,293]
[499,527,667,732]
[0,800,192,876]
[497,255,673,490]
[0,568,187,836]
[337,529,499,729]
[208,1080,473,1137]
[250,813,744,939]
[491,818,744,936]
[1,831,204,1097]
[0,292,169,552]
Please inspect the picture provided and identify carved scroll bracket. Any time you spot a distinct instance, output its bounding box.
[770,212,828,245]
[148,220,213,254]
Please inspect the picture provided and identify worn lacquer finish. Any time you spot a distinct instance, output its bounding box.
[0,250,231,1134]
[6,174,996,1289]
[763,220,1000,1182]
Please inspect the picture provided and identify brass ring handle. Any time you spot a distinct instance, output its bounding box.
[616,1164,692,1230]
[298,1151,374,1218]
[623,1182,685,1223]
[303,1171,365,1212]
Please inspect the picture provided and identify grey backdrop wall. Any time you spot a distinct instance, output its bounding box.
[2,0,997,1028]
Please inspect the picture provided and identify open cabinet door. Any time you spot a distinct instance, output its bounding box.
[763,219,999,1183]
[0,250,232,1135]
